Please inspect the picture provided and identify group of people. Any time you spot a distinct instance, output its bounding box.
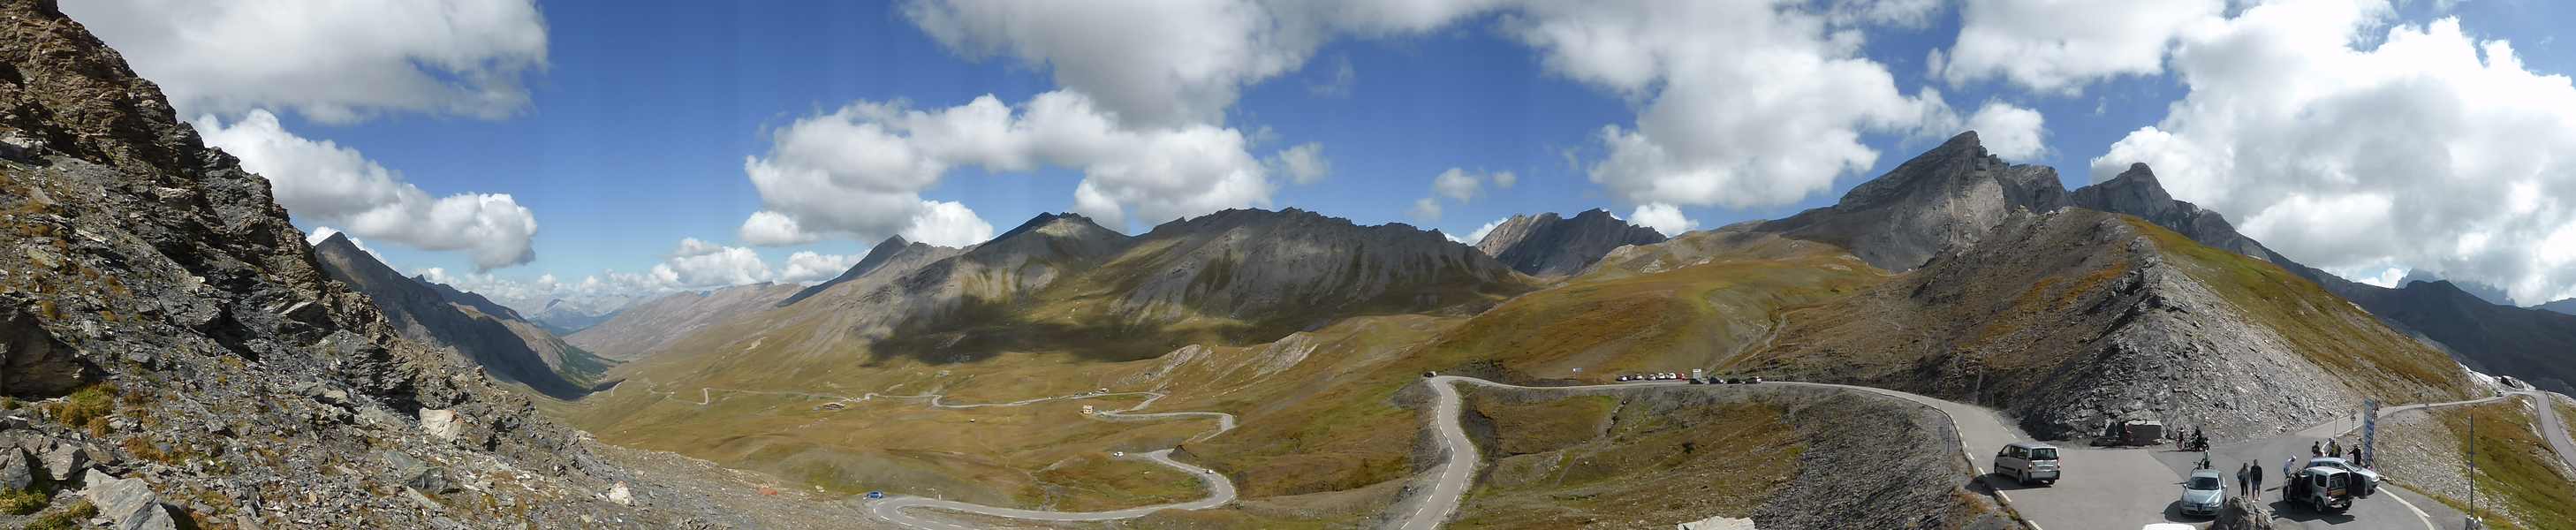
[2312,439,2364,464]
[2223,438,2363,500]
[2234,461,2265,497]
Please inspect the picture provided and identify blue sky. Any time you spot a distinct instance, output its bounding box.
[60,1,2576,307]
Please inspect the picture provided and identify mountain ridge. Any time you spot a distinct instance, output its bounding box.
[312,233,610,400]
[1473,208,1668,277]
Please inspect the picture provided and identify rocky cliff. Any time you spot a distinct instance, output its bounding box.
[1473,208,1667,277]
[1760,131,2068,271]
[313,234,610,399]
[0,4,736,527]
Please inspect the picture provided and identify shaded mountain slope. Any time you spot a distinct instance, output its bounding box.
[0,4,736,526]
[1473,208,1667,276]
[314,235,609,399]
[1734,208,2474,439]
[1759,131,2068,271]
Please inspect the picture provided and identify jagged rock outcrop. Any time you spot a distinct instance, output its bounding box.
[314,234,609,399]
[1761,131,2069,271]
[0,4,739,526]
[565,283,802,361]
[2071,163,2274,258]
[1473,208,1667,276]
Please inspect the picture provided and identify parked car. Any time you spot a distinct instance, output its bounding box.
[1422,371,1436,378]
[2178,469,2227,517]
[2306,458,2381,496]
[2284,466,2357,514]
[1746,376,1763,383]
[1995,442,2061,486]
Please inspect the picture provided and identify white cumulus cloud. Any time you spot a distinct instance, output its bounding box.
[1273,141,1332,185]
[195,110,537,270]
[904,1,1958,216]
[64,0,549,123]
[1432,168,1484,201]
[742,90,1269,238]
[2091,0,2576,305]
[1942,0,2224,95]
[1628,203,1698,237]
[1963,101,2049,161]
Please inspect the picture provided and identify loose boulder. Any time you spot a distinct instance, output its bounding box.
[419,408,462,441]
[0,448,31,490]
[83,470,178,530]
[39,443,86,481]
[1,307,90,398]
[2213,496,2274,530]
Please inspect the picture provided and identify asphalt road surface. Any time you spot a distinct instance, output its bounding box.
[864,449,1238,529]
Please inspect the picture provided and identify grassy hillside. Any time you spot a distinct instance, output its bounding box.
[1451,390,1798,528]
[2412,400,2576,530]
[2121,216,2474,404]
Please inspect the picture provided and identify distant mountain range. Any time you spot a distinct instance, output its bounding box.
[314,233,614,399]
[1472,208,1666,276]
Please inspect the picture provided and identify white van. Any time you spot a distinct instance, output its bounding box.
[1996,442,2061,486]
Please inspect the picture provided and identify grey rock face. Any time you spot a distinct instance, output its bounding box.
[0,448,30,490]
[39,443,86,481]
[2,305,90,398]
[1761,131,2070,271]
[84,470,177,530]
[1473,208,1668,276]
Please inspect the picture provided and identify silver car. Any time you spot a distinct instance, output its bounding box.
[2306,457,2380,496]
[2178,469,2226,516]
[1995,442,2060,486]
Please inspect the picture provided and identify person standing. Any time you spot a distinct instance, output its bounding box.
[2328,439,2342,458]
[2251,459,2264,498]
[2225,463,2246,496]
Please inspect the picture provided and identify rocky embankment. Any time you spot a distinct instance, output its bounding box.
[0,3,747,527]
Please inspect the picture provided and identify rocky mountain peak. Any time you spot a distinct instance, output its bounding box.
[1474,208,1668,277]
[2072,163,2182,220]
[777,235,960,307]
[1758,130,2067,270]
